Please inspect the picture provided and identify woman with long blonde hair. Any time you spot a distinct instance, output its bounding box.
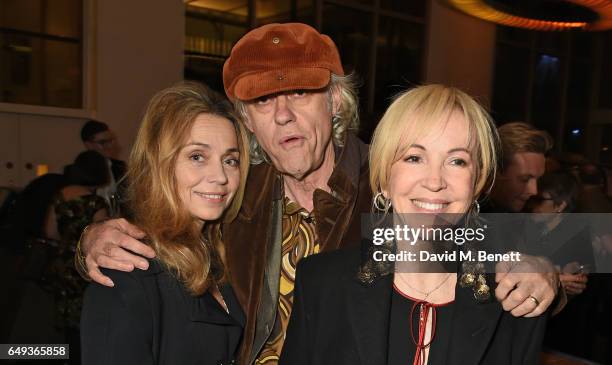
[81,82,249,365]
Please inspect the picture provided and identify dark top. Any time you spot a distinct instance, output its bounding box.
[524,218,595,269]
[43,193,108,329]
[55,193,108,247]
[280,247,548,365]
[4,173,67,252]
[81,260,245,365]
[388,286,454,365]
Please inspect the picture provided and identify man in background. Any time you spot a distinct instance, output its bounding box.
[79,120,126,215]
[484,122,570,316]
[486,122,552,213]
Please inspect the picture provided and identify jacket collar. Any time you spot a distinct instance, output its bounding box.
[347,274,393,365]
[446,277,503,365]
[239,132,368,220]
[147,261,245,327]
[238,162,280,221]
[328,133,369,200]
[189,284,246,327]
[346,273,503,365]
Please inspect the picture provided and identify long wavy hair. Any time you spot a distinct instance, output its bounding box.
[126,82,250,295]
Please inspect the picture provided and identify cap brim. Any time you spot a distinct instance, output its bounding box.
[233,67,331,101]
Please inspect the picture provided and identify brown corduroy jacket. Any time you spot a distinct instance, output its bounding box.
[222,133,372,365]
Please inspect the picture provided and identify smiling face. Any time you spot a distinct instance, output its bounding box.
[242,89,338,180]
[384,111,475,215]
[175,113,241,222]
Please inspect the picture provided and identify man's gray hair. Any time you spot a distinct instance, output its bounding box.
[234,73,360,165]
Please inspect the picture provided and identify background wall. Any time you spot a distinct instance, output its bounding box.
[424,0,496,105]
[95,0,184,163]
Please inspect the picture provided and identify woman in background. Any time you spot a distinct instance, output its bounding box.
[9,150,109,364]
[81,82,250,365]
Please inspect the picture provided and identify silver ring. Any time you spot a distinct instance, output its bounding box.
[528,295,540,307]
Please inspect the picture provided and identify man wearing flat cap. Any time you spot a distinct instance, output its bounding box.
[78,23,559,365]
[222,23,370,364]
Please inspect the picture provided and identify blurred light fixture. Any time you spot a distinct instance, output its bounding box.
[7,45,32,53]
[571,128,581,135]
[444,0,612,31]
[540,54,560,64]
[36,164,49,176]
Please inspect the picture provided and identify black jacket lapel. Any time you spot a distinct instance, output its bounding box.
[347,274,393,365]
[447,283,503,365]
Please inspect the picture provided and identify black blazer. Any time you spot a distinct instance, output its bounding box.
[81,260,244,365]
[280,248,548,365]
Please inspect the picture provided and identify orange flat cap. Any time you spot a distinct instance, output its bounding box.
[223,23,344,101]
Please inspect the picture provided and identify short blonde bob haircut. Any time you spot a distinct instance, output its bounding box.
[126,81,250,295]
[370,84,500,212]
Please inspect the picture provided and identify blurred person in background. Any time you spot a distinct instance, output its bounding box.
[524,171,593,296]
[79,120,127,215]
[577,163,612,214]
[484,122,552,213]
[10,150,110,364]
[0,173,68,344]
[525,170,599,359]
[480,123,567,316]
[576,163,612,363]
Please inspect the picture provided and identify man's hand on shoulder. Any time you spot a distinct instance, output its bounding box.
[81,218,155,287]
[495,254,559,318]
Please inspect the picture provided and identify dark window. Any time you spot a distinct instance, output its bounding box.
[600,32,612,109]
[375,17,423,112]
[492,43,531,123]
[323,4,372,111]
[256,0,314,24]
[380,0,425,18]
[531,52,561,139]
[0,0,83,108]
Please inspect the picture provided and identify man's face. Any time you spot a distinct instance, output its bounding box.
[84,130,116,159]
[243,88,338,180]
[494,152,546,212]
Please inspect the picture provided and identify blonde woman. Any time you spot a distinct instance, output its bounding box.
[80,82,249,365]
[280,85,548,365]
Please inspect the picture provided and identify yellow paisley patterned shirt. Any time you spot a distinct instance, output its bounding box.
[255,197,320,364]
